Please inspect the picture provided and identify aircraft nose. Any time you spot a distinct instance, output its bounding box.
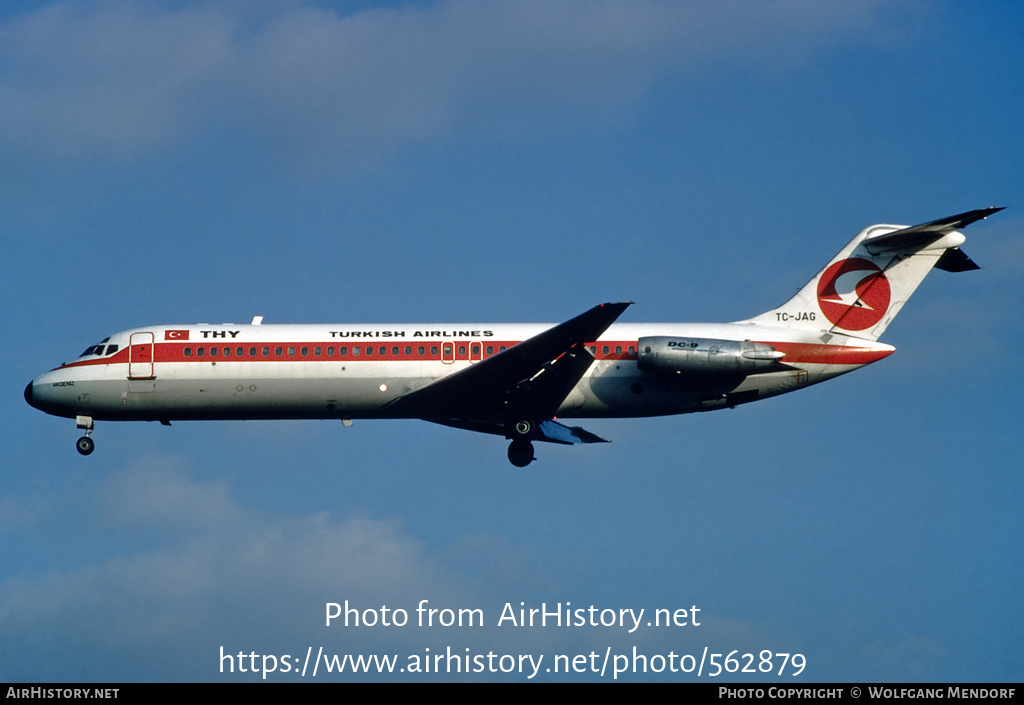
[24,381,35,409]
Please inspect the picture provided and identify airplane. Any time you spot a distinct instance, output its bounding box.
[25,208,1002,466]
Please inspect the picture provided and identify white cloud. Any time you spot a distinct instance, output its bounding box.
[101,454,242,529]
[0,452,777,680]
[0,1,235,157]
[0,455,464,652]
[0,0,899,166]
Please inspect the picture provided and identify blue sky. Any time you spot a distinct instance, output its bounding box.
[2,0,1022,682]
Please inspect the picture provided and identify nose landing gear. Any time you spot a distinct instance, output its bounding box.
[76,436,95,455]
[76,415,94,456]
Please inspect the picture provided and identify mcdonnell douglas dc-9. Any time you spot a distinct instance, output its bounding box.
[26,208,1001,466]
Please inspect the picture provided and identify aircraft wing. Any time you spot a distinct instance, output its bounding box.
[383,302,632,432]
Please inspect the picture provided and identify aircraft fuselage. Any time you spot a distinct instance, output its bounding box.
[26,320,891,424]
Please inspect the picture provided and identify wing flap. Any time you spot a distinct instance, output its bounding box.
[426,418,610,445]
[538,419,610,444]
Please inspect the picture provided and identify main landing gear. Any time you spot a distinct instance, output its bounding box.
[506,419,537,468]
[507,440,535,467]
[76,415,94,456]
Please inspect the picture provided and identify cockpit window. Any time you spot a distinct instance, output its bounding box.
[79,337,114,357]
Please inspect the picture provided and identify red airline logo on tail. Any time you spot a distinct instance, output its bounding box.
[816,258,891,331]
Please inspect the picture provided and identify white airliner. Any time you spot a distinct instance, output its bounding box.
[26,208,1001,466]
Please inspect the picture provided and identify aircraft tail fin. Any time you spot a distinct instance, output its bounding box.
[744,208,1003,341]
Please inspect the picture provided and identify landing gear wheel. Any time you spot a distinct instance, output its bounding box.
[76,436,95,456]
[507,440,535,468]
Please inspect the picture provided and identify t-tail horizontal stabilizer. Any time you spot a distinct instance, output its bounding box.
[862,207,1004,253]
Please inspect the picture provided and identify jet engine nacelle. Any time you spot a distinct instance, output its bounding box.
[636,336,784,376]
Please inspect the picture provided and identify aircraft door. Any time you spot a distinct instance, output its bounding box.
[129,332,155,379]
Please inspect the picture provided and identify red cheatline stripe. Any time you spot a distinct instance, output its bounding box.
[758,341,893,365]
[55,340,889,370]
